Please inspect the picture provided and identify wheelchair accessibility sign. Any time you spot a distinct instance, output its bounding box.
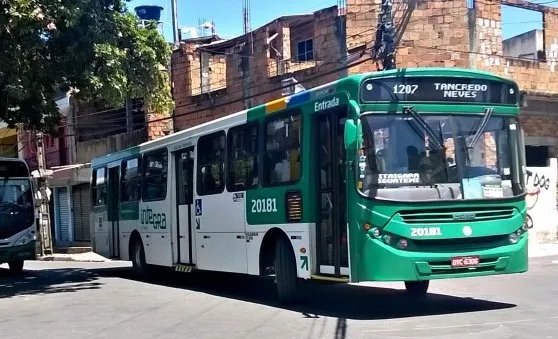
[195,199,202,216]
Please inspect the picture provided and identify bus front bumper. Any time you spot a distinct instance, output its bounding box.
[0,241,37,264]
[356,235,528,282]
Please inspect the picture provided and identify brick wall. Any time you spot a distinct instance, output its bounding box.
[346,0,471,73]
[172,6,345,130]
[171,0,558,132]
[472,0,558,94]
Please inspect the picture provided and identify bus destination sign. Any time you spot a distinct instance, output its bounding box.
[360,76,519,105]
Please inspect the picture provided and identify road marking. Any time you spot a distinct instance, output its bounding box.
[362,315,558,333]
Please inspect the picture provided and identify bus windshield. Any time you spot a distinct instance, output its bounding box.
[0,179,35,238]
[357,112,524,201]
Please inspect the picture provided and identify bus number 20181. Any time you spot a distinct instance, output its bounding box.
[410,227,442,237]
[251,198,278,213]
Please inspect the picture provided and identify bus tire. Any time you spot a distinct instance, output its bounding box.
[131,239,149,276]
[8,260,24,274]
[404,280,429,296]
[275,236,298,304]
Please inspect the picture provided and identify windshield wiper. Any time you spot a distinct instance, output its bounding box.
[402,106,443,150]
[467,107,494,150]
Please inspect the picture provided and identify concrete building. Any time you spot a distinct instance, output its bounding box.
[170,0,558,242]
[503,29,544,60]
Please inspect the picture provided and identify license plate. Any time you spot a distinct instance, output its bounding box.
[451,255,480,268]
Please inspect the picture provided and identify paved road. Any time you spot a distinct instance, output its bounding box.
[1,257,558,339]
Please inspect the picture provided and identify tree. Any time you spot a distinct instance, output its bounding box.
[0,0,173,132]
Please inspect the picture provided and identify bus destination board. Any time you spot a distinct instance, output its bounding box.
[360,76,519,105]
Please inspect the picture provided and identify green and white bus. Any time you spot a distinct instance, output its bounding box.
[0,157,37,273]
[90,67,529,303]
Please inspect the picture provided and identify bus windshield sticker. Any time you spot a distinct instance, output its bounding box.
[378,173,420,185]
[233,193,244,202]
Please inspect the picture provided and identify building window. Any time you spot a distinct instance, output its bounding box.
[263,112,302,185]
[227,123,259,191]
[142,149,168,201]
[297,39,313,62]
[525,145,550,166]
[197,131,226,195]
[121,157,142,202]
[92,167,107,206]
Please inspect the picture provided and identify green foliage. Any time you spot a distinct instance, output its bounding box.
[0,0,173,132]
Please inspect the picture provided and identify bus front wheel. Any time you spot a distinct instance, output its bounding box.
[404,280,429,296]
[8,260,24,274]
[275,236,298,304]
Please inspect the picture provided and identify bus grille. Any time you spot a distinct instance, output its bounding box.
[399,206,515,224]
[411,234,509,252]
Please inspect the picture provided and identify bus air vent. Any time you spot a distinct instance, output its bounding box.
[399,206,514,224]
[286,191,302,223]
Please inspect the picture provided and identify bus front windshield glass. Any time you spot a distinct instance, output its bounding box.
[0,179,35,235]
[357,113,524,201]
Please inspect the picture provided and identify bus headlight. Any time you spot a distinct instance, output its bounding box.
[370,227,381,238]
[15,230,36,246]
[397,239,408,250]
[509,232,519,244]
[383,234,392,244]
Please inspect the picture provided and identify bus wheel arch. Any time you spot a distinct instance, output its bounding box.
[259,227,290,276]
[259,228,299,304]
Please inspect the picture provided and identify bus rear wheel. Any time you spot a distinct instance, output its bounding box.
[131,240,149,275]
[8,260,24,274]
[275,236,298,304]
[404,280,429,296]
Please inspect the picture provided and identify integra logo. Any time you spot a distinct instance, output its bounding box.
[314,97,340,112]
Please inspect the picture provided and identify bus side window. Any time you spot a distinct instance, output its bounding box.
[227,123,259,192]
[92,167,107,206]
[197,131,226,196]
[121,157,142,202]
[263,112,301,185]
[142,149,168,201]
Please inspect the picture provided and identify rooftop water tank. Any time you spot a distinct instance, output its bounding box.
[134,5,164,21]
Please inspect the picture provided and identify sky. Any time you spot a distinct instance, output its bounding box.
[124,0,555,42]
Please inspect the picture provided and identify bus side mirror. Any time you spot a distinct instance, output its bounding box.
[345,99,363,155]
[344,119,362,155]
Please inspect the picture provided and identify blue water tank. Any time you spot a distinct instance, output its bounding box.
[134,5,164,21]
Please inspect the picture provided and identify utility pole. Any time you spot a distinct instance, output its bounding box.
[373,0,396,70]
[35,131,53,256]
[171,0,179,44]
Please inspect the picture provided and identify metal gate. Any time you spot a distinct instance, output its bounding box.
[72,184,91,242]
[56,187,71,242]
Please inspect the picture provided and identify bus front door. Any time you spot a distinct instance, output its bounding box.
[107,166,121,259]
[315,108,348,277]
[175,147,195,264]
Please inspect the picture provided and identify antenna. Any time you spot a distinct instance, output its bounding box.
[243,0,251,34]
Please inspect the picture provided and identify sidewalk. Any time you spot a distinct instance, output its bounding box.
[529,243,558,258]
[37,251,110,262]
